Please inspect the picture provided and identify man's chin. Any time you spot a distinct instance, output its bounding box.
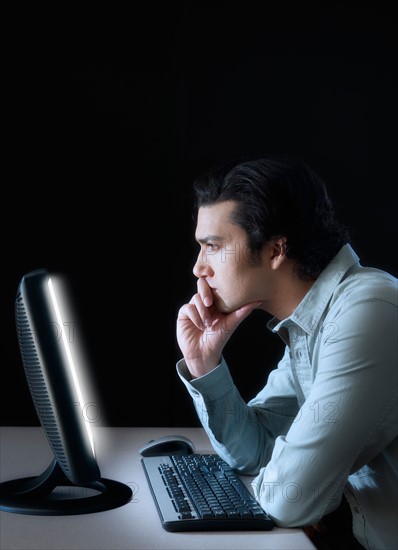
[216,297,261,314]
[214,297,237,314]
[213,295,228,313]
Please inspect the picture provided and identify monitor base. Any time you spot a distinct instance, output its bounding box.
[0,458,132,515]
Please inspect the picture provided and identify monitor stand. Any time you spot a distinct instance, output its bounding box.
[0,458,133,515]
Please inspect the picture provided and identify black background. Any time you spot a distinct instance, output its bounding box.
[2,4,397,428]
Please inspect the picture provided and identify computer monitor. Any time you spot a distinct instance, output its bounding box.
[0,268,132,515]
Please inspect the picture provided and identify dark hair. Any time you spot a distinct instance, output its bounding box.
[193,155,350,280]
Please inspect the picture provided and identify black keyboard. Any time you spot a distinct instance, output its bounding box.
[141,453,274,532]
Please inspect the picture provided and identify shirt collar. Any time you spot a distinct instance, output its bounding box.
[268,244,360,336]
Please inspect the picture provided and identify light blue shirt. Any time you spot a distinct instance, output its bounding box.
[177,244,398,549]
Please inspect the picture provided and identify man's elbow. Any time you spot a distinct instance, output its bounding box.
[256,487,328,528]
[268,502,325,528]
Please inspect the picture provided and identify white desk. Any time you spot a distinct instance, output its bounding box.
[0,427,315,549]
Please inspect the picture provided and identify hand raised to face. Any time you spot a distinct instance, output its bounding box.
[176,277,262,378]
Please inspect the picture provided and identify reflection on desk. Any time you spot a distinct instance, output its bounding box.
[0,426,315,550]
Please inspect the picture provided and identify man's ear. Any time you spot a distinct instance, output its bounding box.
[269,237,287,270]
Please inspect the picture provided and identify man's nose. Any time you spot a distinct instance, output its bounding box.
[193,251,212,278]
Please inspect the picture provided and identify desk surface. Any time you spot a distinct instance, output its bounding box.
[0,426,315,549]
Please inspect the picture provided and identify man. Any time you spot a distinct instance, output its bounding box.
[176,155,397,549]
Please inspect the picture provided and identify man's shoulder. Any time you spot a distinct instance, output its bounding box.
[333,263,397,307]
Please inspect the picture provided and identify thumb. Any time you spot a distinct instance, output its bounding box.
[219,300,263,333]
[234,300,263,322]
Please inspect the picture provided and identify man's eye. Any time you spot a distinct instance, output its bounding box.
[205,243,219,252]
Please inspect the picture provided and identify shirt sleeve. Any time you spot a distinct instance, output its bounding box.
[176,347,299,474]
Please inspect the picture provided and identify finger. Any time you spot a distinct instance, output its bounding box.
[178,302,206,330]
[191,293,214,326]
[196,277,213,307]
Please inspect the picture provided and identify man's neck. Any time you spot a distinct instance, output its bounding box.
[261,262,316,320]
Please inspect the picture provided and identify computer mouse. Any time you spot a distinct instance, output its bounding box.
[139,434,196,457]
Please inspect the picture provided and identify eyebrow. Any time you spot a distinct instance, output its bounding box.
[196,234,225,244]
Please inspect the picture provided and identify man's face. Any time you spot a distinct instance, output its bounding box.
[193,200,272,313]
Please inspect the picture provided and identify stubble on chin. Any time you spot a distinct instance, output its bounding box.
[212,293,227,313]
[212,293,236,314]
